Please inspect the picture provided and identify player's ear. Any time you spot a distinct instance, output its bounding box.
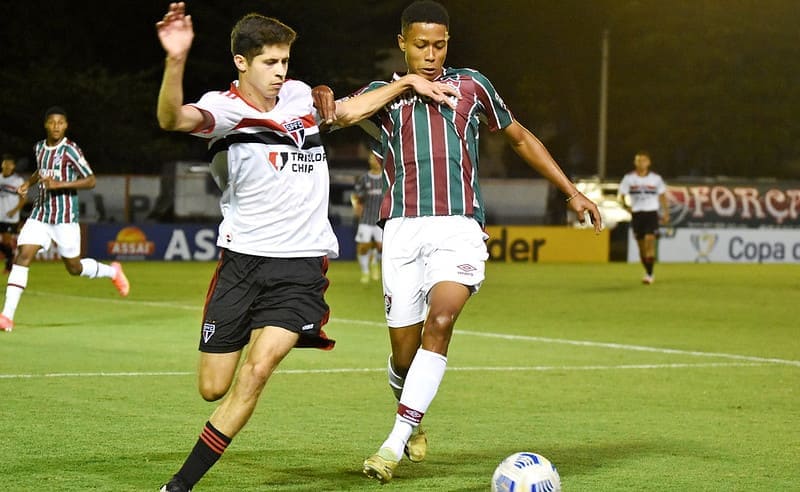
[233,54,248,72]
[397,34,406,52]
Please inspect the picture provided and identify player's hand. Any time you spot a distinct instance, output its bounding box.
[660,215,670,225]
[568,193,603,234]
[40,176,59,190]
[406,74,460,110]
[156,2,194,59]
[312,85,336,125]
[6,210,14,218]
[17,182,29,196]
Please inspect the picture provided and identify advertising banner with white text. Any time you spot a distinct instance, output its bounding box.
[628,228,800,263]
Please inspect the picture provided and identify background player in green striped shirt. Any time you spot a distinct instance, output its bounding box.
[315,0,603,483]
[0,107,129,332]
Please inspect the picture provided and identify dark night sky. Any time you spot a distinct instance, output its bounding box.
[2,1,799,179]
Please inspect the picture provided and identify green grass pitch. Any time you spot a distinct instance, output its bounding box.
[0,261,797,491]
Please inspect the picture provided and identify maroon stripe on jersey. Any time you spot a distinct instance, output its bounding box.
[460,148,475,216]
[380,148,397,219]
[400,105,418,216]
[473,79,500,130]
[428,105,450,215]
[61,156,71,223]
[47,151,58,223]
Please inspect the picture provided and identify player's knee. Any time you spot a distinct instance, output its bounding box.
[65,263,82,276]
[427,311,456,334]
[198,379,230,401]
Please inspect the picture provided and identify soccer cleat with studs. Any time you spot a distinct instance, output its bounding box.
[111,261,130,297]
[363,447,399,484]
[404,426,428,463]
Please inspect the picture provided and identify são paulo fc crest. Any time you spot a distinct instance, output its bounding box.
[202,321,216,343]
[283,119,305,147]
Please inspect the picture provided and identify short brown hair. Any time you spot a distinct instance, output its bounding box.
[231,14,296,62]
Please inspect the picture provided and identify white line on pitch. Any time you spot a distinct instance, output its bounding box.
[333,318,800,368]
[0,362,769,380]
[20,293,800,368]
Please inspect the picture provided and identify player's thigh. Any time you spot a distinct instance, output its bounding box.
[382,218,427,327]
[423,216,488,295]
[17,219,53,251]
[198,351,243,400]
[52,223,82,259]
[242,326,299,377]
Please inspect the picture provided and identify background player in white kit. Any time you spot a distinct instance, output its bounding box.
[351,152,384,283]
[618,150,670,284]
[0,154,25,273]
[155,3,458,490]
[0,107,130,333]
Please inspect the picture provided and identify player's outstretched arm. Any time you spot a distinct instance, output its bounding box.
[156,2,204,132]
[503,120,603,232]
[331,74,460,127]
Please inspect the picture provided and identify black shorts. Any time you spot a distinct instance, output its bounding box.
[200,249,335,353]
[630,211,659,240]
[0,222,18,234]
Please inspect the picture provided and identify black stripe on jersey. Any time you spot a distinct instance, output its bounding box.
[206,131,323,161]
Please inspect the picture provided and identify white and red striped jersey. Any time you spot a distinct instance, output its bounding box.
[31,137,94,224]
[0,172,24,223]
[190,80,338,258]
[618,171,667,212]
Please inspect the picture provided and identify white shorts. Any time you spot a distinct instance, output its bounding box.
[382,215,488,327]
[17,219,82,258]
[355,223,383,244]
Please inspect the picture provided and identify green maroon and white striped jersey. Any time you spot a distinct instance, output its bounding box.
[31,137,94,224]
[352,68,514,225]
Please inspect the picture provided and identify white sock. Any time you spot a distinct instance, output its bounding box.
[373,250,382,265]
[79,258,115,279]
[3,265,29,320]
[381,348,447,459]
[357,253,370,274]
[387,355,405,401]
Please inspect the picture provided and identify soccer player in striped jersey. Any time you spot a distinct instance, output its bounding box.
[315,0,602,483]
[155,3,459,491]
[0,107,129,333]
[0,154,24,273]
[618,151,670,284]
[351,152,385,283]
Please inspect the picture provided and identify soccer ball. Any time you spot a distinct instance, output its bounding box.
[491,452,561,492]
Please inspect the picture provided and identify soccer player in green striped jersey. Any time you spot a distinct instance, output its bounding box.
[0,107,129,332]
[316,0,603,483]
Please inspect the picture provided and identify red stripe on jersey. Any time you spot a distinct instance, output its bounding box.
[473,79,500,131]
[202,251,225,322]
[400,105,418,216]
[428,105,450,215]
[235,117,289,134]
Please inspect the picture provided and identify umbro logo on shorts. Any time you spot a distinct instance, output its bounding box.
[457,264,477,273]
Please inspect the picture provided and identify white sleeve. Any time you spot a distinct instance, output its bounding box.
[618,175,630,195]
[656,175,667,194]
